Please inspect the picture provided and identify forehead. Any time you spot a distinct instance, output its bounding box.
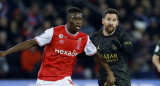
[68,12,82,18]
[105,14,117,19]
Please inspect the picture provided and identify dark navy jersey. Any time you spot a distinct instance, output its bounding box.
[90,25,133,86]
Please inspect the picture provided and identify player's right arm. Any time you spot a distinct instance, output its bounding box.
[0,27,53,58]
[152,40,160,72]
[0,39,38,57]
[84,36,115,85]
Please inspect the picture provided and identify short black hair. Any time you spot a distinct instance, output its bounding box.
[67,7,82,17]
[103,8,119,20]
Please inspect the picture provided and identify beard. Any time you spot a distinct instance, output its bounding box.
[104,25,116,34]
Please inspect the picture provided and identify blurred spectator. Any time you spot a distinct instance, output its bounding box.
[25,26,35,40]
[132,6,150,28]
[27,3,43,28]
[126,0,137,15]
[53,17,64,26]
[43,3,58,23]
[113,0,123,9]
[0,16,8,30]
[12,9,24,29]
[83,68,92,79]
[20,46,42,78]
[72,64,84,79]
[43,20,52,30]
[146,18,160,40]
[140,0,152,15]
[118,8,127,23]
[0,0,8,17]
[0,31,9,78]
[80,19,96,35]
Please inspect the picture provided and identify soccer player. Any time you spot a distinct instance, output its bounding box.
[0,7,115,86]
[152,40,160,73]
[90,8,134,86]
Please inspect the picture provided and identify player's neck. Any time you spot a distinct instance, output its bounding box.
[102,29,115,36]
[66,25,78,35]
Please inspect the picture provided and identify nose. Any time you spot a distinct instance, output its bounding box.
[76,19,82,25]
[108,20,114,25]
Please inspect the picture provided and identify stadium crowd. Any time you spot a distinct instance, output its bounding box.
[0,0,160,79]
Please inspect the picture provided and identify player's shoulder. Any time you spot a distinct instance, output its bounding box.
[78,31,88,38]
[90,30,101,37]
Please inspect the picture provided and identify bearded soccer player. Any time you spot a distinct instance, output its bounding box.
[152,40,160,73]
[90,8,134,86]
[0,7,115,86]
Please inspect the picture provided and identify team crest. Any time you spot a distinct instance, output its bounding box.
[59,34,63,38]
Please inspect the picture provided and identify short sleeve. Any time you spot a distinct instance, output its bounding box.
[84,36,97,56]
[35,28,53,46]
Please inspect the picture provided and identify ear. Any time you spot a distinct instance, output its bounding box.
[102,18,104,24]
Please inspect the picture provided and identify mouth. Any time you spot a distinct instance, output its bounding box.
[108,25,113,28]
[76,26,81,30]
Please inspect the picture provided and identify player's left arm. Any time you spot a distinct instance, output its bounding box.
[112,30,134,57]
[120,31,134,57]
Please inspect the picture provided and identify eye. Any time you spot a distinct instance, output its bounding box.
[106,18,111,21]
[113,19,117,22]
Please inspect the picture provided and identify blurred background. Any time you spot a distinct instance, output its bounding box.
[0,0,160,86]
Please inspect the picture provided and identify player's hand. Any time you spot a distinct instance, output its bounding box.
[105,72,115,86]
[0,51,7,57]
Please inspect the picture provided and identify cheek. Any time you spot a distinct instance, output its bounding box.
[104,21,109,26]
[113,22,118,27]
[70,21,75,25]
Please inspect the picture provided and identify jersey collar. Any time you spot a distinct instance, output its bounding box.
[65,25,79,36]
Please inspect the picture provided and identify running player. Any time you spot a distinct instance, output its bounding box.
[90,8,134,86]
[0,7,115,86]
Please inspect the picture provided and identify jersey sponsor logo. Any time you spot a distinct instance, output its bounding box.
[55,48,78,56]
[104,53,119,62]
